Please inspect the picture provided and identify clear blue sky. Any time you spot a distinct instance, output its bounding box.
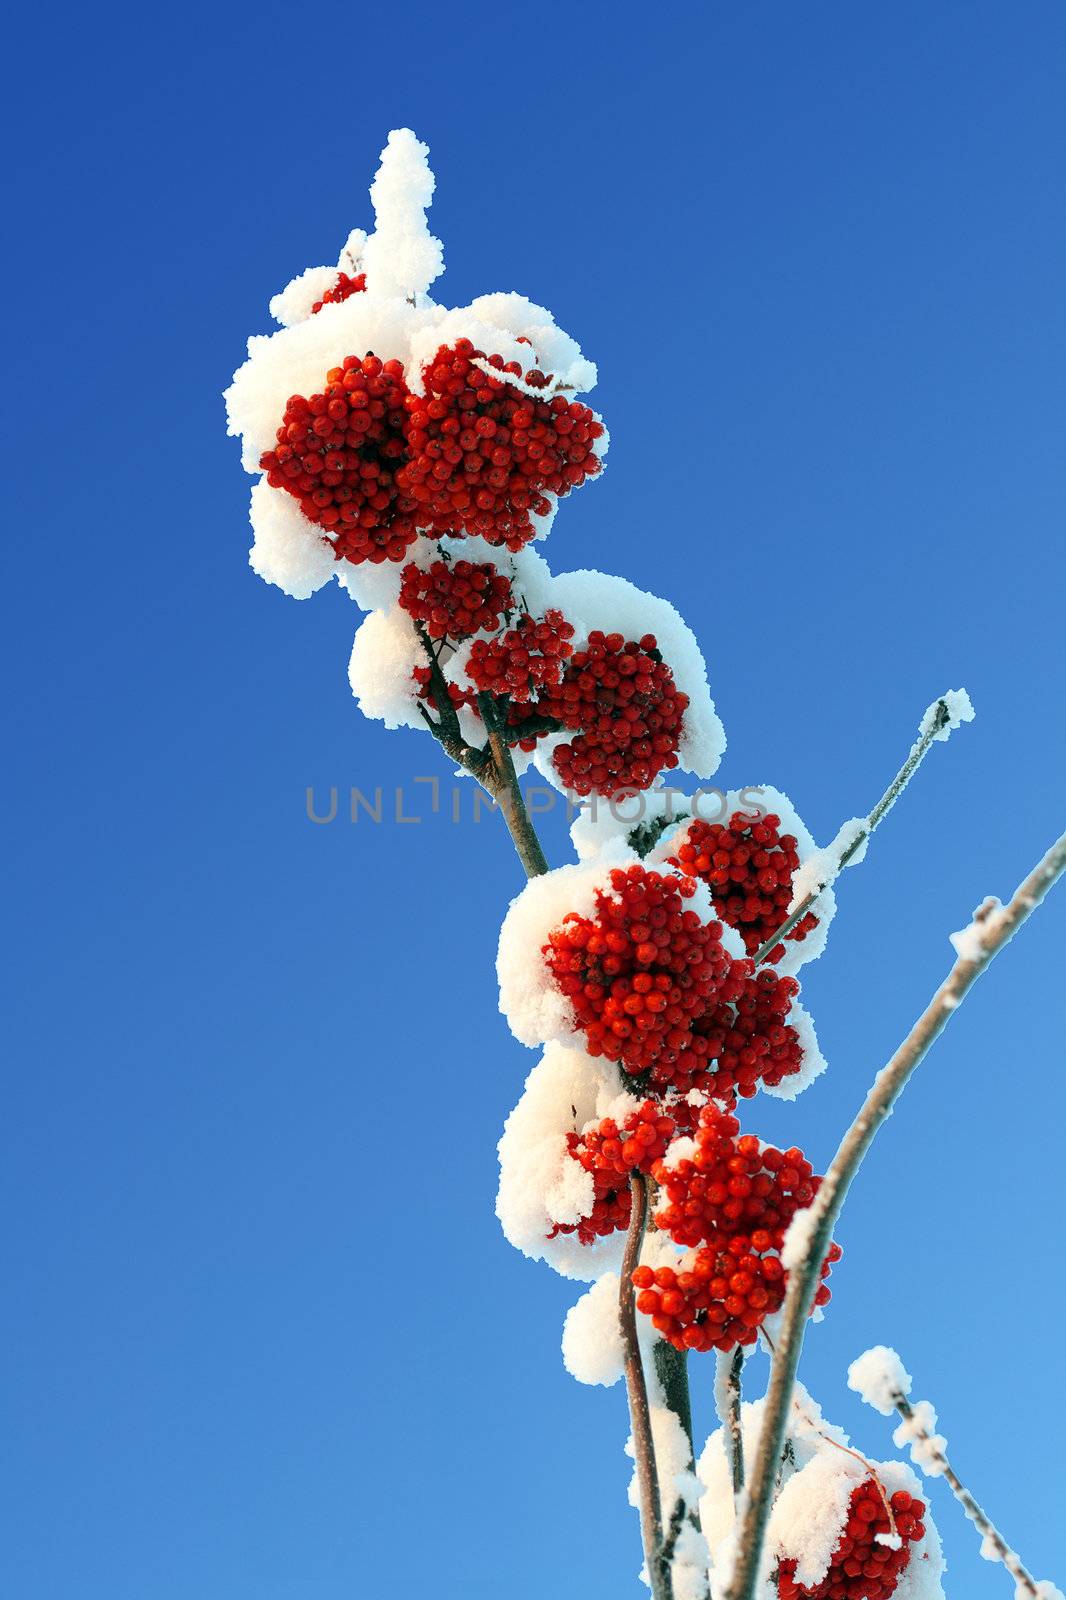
[3,4,1064,1597]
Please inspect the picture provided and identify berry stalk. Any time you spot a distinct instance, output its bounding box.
[750,695,960,967]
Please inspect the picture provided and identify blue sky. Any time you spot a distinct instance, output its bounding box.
[3,3,1064,1597]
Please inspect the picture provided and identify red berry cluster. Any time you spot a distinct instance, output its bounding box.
[652,1104,817,1249]
[629,1106,840,1352]
[466,609,575,698]
[311,270,367,313]
[537,632,689,798]
[260,355,418,565]
[777,1482,926,1600]
[670,811,819,963]
[694,967,807,1102]
[262,342,604,564]
[396,339,604,549]
[549,1101,676,1245]
[544,865,812,1100]
[399,559,513,640]
[543,864,745,1093]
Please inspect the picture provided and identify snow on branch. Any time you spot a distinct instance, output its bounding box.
[752,691,975,967]
[725,826,1066,1600]
[848,1346,1059,1599]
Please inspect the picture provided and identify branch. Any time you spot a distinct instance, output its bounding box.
[726,827,1066,1600]
[620,1172,668,1600]
[714,1347,745,1497]
[476,692,550,879]
[751,694,967,967]
[891,1394,1042,1597]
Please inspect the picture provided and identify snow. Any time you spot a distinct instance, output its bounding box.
[246,479,342,600]
[269,263,347,329]
[770,1445,866,1589]
[361,129,444,302]
[949,895,1004,962]
[893,1399,949,1478]
[787,815,867,922]
[562,1273,624,1385]
[496,847,634,1048]
[847,1346,912,1415]
[781,1199,825,1270]
[495,1042,625,1280]
[920,687,975,743]
[347,606,426,731]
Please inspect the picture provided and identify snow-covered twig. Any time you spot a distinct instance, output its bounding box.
[848,1347,1047,1597]
[725,826,1066,1600]
[620,1171,668,1600]
[715,1347,745,1496]
[751,691,973,967]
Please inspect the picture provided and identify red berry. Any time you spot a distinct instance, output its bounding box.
[311,270,367,313]
[777,1476,926,1600]
[669,811,819,963]
[399,558,513,640]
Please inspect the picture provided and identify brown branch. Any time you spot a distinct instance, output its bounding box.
[751,695,960,967]
[726,827,1066,1600]
[476,692,550,878]
[890,1395,1040,1596]
[620,1172,669,1600]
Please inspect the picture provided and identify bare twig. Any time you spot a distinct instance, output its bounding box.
[891,1393,1041,1597]
[751,695,960,967]
[621,1172,669,1600]
[726,828,1066,1600]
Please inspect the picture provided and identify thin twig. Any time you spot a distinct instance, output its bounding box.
[726,828,1066,1600]
[620,1172,668,1600]
[751,696,957,967]
[892,1394,1041,1597]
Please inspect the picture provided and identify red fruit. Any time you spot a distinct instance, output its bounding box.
[259,354,418,566]
[542,863,743,1093]
[631,1104,840,1353]
[396,340,605,549]
[399,558,513,640]
[311,270,367,313]
[670,810,819,963]
[538,631,689,798]
[466,609,575,700]
[543,864,814,1102]
[549,1101,676,1246]
[777,1479,926,1600]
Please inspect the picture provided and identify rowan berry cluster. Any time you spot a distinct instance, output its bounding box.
[399,558,513,640]
[466,609,575,697]
[544,864,811,1100]
[397,340,604,549]
[670,811,819,962]
[259,355,417,565]
[776,1481,926,1600]
[626,1105,840,1352]
[262,341,603,565]
[543,864,747,1092]
[549,1101,676,1246]
[538,632,689,798]
[694,967,806,1102]
[311,269,367,313]
[652,1104,817,1249]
